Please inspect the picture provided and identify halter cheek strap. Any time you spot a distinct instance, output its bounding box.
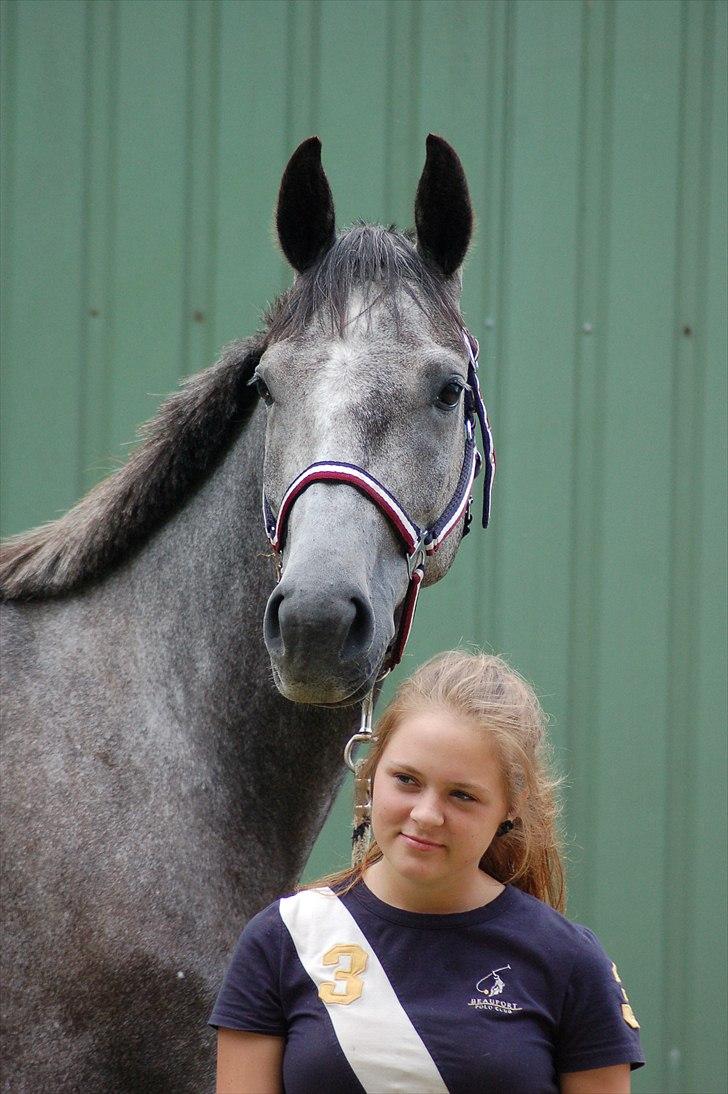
[262,328,495,671]
[463,331,496,530]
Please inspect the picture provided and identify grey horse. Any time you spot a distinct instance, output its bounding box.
[0,135,483,1091]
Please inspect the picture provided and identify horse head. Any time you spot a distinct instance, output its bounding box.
[259,135,491,706]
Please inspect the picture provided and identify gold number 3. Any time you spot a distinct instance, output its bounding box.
[318,944,369,1005]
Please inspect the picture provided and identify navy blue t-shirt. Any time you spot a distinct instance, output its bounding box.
[210,882,644,1093]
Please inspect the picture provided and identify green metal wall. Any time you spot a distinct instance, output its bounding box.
[1,2,725,1091]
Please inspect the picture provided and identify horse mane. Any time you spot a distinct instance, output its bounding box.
[0,335,266,601]
[0,224,463,602]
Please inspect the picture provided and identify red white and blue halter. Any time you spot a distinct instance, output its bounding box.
[262,329,495,673]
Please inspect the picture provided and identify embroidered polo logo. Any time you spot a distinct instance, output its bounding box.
[318,943,368,1005]
[476,965,510,997]
[468,964,523,1013]
[611,962,640,1029]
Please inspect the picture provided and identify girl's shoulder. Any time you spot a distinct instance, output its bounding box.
[505,884,596,940]
[508,889,635,1011]
[233,890,298,946]
[240,886,339,937]
[502,887,629,993]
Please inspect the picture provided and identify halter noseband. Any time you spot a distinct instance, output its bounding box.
[262,329,495,672]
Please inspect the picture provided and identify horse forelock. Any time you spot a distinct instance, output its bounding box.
[0,335,266,601]
[265,223,465,349]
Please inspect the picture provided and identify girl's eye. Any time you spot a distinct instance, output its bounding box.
[394,773,417,786]
[252,374,274,405]
[436,379,464,410]
[451,790,476,802]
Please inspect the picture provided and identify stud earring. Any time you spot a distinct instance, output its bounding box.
[496,819,514,837]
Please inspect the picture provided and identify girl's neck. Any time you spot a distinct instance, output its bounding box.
[362,860,504,915]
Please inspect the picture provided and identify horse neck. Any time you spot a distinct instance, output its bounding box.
[129,411,262,652]
[70,407,355,883]
[3,406,356,894]
[21,408,275,760]
[111,411,356,888]
[119,407,271,705]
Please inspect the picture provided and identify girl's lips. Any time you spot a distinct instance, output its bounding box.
[400,832,444,851]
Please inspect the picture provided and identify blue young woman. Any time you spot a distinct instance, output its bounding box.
[211,651,644,1093]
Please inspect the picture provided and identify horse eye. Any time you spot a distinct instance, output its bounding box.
[436,380,464,409]
[254,375,274,406]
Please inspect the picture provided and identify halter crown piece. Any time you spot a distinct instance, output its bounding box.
[261,327,495,865]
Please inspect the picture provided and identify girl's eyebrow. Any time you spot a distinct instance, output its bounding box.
[385,760,491,795]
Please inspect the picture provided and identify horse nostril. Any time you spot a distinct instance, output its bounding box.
[263,589,285,655]
[265,585,376,668]
[342,596,375,662]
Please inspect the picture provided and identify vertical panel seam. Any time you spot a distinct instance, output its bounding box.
[591,0,615,920]
[481,0,494,317]
[180,0,195,381]
[564,0,616,928]
[0,0,17,384]
[565,0,593,922]
[310,0,321,132]
[411,0,422,169]
[281,0,296,294]
[106,0,119,467]
[78,0,94,497]
[284,0,295,160]
[80,0,118,488]
[0,0,18,517]
[491,0,515,648]
[663,2,715,1089]
[207,0,221,366]
[383,2,395,215]
[686,4,714,1077]
[473,0,493,637]
[663,6,690,1089]
[474,0,501,642]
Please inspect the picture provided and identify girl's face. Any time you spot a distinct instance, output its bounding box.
[368,706,510,910]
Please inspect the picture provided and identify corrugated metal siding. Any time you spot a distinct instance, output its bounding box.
[1,2,725,1090]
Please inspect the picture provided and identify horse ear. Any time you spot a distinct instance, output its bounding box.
[414,134,473,279]
[276,137,336,273]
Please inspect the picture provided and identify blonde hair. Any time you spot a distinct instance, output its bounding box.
[307,650,566,912]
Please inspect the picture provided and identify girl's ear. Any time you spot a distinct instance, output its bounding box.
[276,137,336,273]
[414,134,473,279]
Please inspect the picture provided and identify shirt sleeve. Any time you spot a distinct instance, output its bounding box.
[556,926,645,1074]
[208,902,286,1035]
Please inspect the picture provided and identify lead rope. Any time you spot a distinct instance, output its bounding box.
[343,689,376,867]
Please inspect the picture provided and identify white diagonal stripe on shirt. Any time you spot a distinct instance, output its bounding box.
[279,888,449,1094]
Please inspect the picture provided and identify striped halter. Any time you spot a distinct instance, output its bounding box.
[262,329,495,673]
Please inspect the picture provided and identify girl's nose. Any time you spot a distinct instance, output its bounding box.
[410,794,444,828]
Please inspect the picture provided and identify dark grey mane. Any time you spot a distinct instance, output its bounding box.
[267,223,465,347]
[0,335,266,601]
[0,225,463,602]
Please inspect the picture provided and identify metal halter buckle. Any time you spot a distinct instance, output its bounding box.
[343,689,374,772]
[406,533,428,579]
[346,690,376,866]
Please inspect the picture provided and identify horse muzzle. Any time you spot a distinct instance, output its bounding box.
[263,574,390,705]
